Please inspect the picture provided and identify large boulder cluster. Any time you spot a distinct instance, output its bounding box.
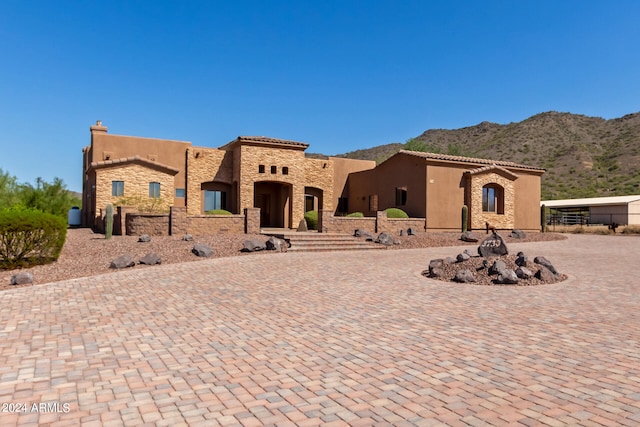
[425,232,565,286]
[241,236,290,253]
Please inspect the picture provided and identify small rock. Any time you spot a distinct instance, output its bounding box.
[516,267,534,279]
[407,227,416,236]
[376,232,394,246]
[181,234,194,241]
[266,236,288,252]
[297,219,308,232]
[488,260,507,275]
[429,268,445,278]
[354,229,374,240]
[460,231,479,242]
[110,255,136,269]
[192,244,214,258]
[444,256,456,264]
[463,249,475,258]
[242,239,266,252]
[496,269,519,284]
[453,269,476,283]
[138,234,151,243]
[10,272,33,285]
[140,253,162,265]
[535,265,556,282]
[515,254,528,267]
[456,252,471,262]
[399,229,404,236]
[510,229,526,239]
[534,256,558,274]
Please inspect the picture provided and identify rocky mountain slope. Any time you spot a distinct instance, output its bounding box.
[329,111,640,200]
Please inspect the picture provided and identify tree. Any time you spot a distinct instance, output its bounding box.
[404,137,440,154]
[19,177,79,218]
[0,169,20,209]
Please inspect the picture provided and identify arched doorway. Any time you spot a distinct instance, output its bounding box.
[304,187,324,212]
[254,182,292,228]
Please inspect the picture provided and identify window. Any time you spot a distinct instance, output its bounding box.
[482,184,504,214]
[149,182,161,198]
[270,165,277,174]
[368,194,378,212]
[282,166,289,175]
[259,165,265,173]
[337,197,348,213]
[395,187,407,206]
[112,181,124,197]
[204,190,226,211]
[175,188,186,198]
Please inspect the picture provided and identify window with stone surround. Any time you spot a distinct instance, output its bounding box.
[112,181,124,197]
[149,182,161,198]
[482,184,504,214]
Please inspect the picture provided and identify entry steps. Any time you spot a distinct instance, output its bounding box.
[264,232,386,253]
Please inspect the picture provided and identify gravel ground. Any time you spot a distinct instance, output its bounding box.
[1,228,566,291]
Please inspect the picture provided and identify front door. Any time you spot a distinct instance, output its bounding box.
[256,193,271,226]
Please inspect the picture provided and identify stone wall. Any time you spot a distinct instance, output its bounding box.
[188,214,245,235]
[95,163,174,220]
[320,210,426,235]
[468,172,515,230]
[126,214,170,236]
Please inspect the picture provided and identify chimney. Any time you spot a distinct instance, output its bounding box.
[90,120,108,133]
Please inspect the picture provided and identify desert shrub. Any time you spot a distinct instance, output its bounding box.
[622,225,640,234]
[346,212,364,217]
[0,207,67,269]
[116,195,170,213]
[304,210,318,230]
[205,209,232,215]
[385,208,409,218]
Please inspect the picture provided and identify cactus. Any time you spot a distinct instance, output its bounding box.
[540,204,547,233]
[461,205,468,232]
[105,204,114,239]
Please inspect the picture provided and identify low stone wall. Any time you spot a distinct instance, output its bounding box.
[378,218,427,234]
[126,214,170,236]
[188,215,245,235]
[321,213,377,234]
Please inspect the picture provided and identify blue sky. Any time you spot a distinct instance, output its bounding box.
[1,0,639,192]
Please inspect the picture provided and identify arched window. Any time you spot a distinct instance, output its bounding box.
[482,184,504,214]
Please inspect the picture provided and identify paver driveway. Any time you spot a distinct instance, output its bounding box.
[0,234,639,426]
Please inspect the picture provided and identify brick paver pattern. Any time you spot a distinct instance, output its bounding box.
[1,234,639,426]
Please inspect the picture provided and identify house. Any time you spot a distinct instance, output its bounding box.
[541,195,640,226]
[82,122,545,233]
[347,150,545,231]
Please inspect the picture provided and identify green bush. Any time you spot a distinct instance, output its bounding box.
[385,208,409,218]
[0,207,67,269]
[304,210,318,230]
[346,212,364,217]
[205,209,232,215]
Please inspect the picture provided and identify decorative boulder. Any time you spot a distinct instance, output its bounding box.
[407,227,416,236]
[478,233,508,257]
[444,256,456,264]
[488,260,507,275]
[515,252,528,267]
[355,229,375,241]
[297,219,308,232]
[534,256,558,274]
[496,269,519,284]
[376,232,394,246]
[138,234,151,243]
[242,239,266,252]
[456,252,471,262]
[510,229,526,239]
[10,272,34,285]
[110,255,136,269]
[516,267,534,279]
[181,234,194,241]
[266,236,288,252]
[463,249,475,258]
[535,265,556,282]
[140,253,162,265]
[192,244,214,258]
[453,269,476,283]
[460,231,479,242]
[428,259,445,278]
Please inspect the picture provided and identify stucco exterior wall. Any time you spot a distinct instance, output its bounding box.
[329,157,376,214]
[513,172,544,231]
[94,164,174,217]
[425,163,467,230]
[186,147,234,215]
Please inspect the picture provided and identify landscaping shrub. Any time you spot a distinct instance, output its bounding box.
[622,225,640,234]
[0,207,67,269]
[385,208,409,218]
[205,209,232,215]
[304,210,318,230]
[346,212,364,217]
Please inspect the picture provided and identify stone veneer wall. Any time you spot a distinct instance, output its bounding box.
[186,147,233,215]
[126,214,170,236]
[320,210,426,234]
[188,215,245,235]
[95,164,174,220]
[469,172,515,230]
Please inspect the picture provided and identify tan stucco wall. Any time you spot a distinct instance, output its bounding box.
[94,164,174,216]
[425,163,467,229]
[513,171,544,231]
[329,157,376,214]
[185,147,233,215]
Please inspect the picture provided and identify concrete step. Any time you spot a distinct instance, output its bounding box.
[264,232,385,252]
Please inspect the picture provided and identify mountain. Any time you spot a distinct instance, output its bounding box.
[332,111,640,200]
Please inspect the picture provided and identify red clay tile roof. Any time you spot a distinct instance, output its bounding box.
[221,136,309,150]
[398,150,545,171]
[90,156,180,175]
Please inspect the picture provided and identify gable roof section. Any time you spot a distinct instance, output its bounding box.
[465,164,519,180]
[397,150,545,172]
[541,195,640,208]
[90,156,180,175]
[220,136,309,151]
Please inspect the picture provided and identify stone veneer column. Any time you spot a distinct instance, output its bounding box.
[245,208,260,234]
[376,210,388,233]
[170,206,188,235]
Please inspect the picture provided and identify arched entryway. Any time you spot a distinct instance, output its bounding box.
[304,186,324,212]
[254,182,292,228]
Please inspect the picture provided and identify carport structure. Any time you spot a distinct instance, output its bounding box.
[542,195,640,225]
